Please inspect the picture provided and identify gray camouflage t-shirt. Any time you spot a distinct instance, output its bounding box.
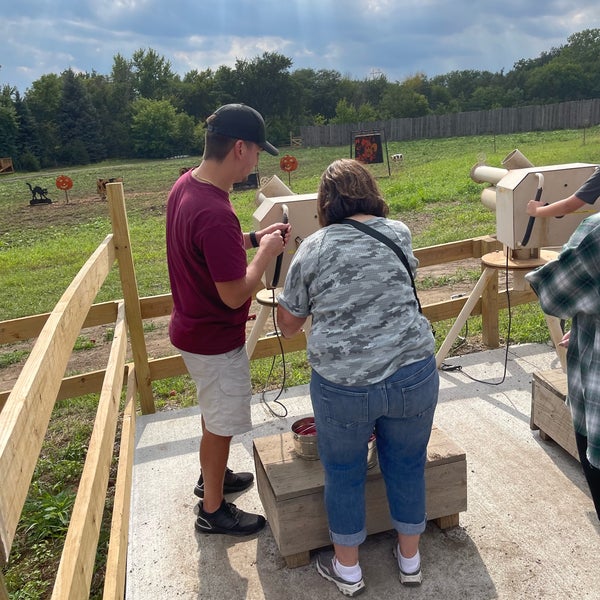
[277,217,435,385]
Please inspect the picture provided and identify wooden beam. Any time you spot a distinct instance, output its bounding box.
[0,235,115,566]
[103,366,137,600]
[0,301,119,345]
[52,303,128,599]
[106,183,155,415]
[414,235,500,267]
[139,293,173,320]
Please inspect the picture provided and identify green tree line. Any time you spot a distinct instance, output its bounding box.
[1,28,599,171]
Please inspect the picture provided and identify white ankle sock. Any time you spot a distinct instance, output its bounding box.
[398,548,420,574]
[333,557,363,583]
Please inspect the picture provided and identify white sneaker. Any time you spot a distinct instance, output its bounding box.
[393,544,423,586]
[316,552,366,597]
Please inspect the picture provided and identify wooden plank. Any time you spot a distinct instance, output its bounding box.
[1,369,122,413]
[0,293,173,346]
[255,427,464,501]
[148,354,188,381]
[52,303,128,599]
[250,333,307,360]
[0,572,8,600]
[139,294,173,319]
[0,235,116,566]
[422,288,537,324]
[531,370,578,461]
[255,428,467,561]
[415,239,480,267]
[543,316,568,373]
[0,158,14,174]
[533,369,567,398]
[0,302,119,345]
[481,267,499,347]
[57,370,113,401]
[103,367,137,600]
[106,183,155,415]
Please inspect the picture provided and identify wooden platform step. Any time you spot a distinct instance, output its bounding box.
[253,426,467,567]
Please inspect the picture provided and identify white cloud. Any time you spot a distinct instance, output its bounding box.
[1,0,599,92]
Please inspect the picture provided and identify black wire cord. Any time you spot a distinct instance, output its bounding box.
[440,254,512,386]
[258,288,289,418]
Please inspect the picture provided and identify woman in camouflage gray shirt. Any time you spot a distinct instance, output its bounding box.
[277,159,438,596]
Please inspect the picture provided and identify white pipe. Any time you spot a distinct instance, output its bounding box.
[480,187,497,211]
[502,149,534,170]
[470,164,508,185]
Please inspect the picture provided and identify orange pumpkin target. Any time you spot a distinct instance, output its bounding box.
[55,175,73,190]
[279,155,298,172]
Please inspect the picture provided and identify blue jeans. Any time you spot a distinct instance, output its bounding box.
[310,355,439,547]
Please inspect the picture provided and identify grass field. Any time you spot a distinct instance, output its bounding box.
[1,127,598,319]
[1,127,598,598]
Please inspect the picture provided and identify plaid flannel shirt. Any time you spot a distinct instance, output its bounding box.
[526,212,600,468]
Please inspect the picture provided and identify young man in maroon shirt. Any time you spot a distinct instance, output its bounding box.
[166,104,290,535]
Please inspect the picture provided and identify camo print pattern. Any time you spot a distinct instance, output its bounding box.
[277,217,434,385]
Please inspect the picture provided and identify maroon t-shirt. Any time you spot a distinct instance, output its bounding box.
[166,171,250,354]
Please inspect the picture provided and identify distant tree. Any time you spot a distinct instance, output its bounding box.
[173,69,215,121]
[524,61,588,103]
[130,98,180,158]
[13,91,42,170]
[0,86,18,159]
[212,65,240,106]
[57,69,105,165]
[106,54,136,156]
[25,74,62,167]
[233,52,294,118]
[330,98,358,124]
[131,48,176,100]
[355,73,389,111]
[380,84,429,118]
[329,99,377,124]
[291,68,345,121]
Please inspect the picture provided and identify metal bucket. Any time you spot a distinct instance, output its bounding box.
[291,417,378,468]
[292,416,319,460]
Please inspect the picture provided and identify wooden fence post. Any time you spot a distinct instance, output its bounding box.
[106,183,155,414]
[481,266,499,348]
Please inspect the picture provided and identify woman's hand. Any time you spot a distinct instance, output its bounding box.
[558,330,570,348]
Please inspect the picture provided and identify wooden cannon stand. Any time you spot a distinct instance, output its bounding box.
[436,249,566,370]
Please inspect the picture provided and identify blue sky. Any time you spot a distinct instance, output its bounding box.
[2,0,599,94]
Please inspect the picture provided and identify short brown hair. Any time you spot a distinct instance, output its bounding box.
[203,129,237,162]
[317,159,389,226]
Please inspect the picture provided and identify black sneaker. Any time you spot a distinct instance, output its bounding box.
[194,467,254,498]
[195,500,266,536]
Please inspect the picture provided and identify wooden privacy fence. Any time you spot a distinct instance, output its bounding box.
[0,183,538,598]
[300,98,600,147]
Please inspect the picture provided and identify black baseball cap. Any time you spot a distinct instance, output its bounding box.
[206,104,279,156]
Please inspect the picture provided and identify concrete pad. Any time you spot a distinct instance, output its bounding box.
[126,344,600,599]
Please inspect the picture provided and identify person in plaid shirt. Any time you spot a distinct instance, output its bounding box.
[526,212,600,521]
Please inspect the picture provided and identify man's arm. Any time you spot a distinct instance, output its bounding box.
[526,194,586,217]
[216,226,290,309]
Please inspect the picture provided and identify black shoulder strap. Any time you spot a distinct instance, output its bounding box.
[341,218,423,313]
